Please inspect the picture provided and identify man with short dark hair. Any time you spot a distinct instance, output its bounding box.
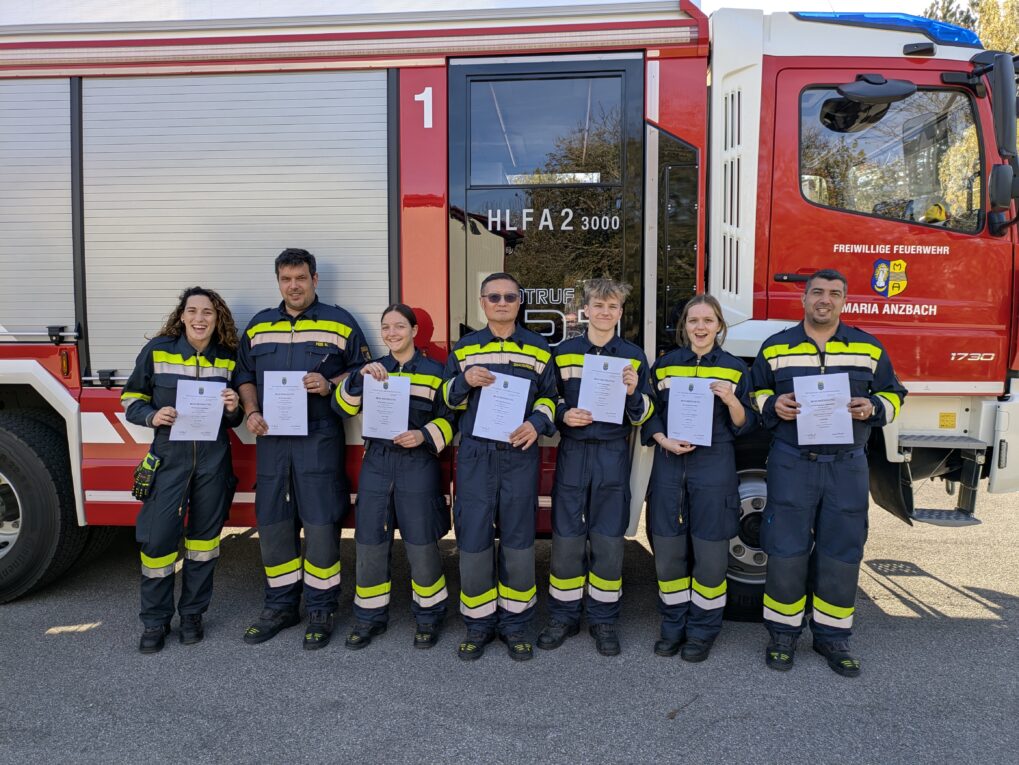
[235,248,370,649]
[537,277,653,657]
[750,268,906,677]
[442,272,557,662]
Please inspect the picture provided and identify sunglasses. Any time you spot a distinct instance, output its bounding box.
[482,292,520,304]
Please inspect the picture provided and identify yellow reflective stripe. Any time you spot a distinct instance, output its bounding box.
[658,577,691,594]
[826,341,882,360]
[355,581,392,598]
[588,571,622,592]
[762,342,818,360]
[497,583,537,602]
[184,537,220,552]
[389,371,442,389]
[753,388,775,399]
[655,365,741,383]
[141,550,178,569]
[246,319,353,339]
[876,391,901,420]
[460,588,497,607]
[812,594,854,619]
[431,417,453,445]
[442,378,467,411]
[549,574,586,590]
[633,395,654,426]
[534,397,556,419]
[150,350,235,370]
[335,385,360,416]
[629,358,642,371]
[454,340,551,364]
[763,593,807,616]
[120,391,151,402]
[411,575,446,598]
[303,559,341,579]
[691,578,727,598]
[555,353,585,367]
[265,558,302,578]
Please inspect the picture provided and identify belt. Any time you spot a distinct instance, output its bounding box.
[365,440,426,455]
[773,439,865,463]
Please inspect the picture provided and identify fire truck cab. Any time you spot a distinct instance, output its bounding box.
[1,2,1017,609]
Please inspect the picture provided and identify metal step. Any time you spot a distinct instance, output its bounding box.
[912,508,982,527]
[898,434,988,450]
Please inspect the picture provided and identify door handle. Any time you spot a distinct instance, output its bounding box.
[773,273,811,283]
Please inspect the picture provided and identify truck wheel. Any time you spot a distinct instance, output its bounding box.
[724,467,768,622]
[0,412,87,603]
[75,525,128,568]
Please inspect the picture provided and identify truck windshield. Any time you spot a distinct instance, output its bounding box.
[799,87,983,233]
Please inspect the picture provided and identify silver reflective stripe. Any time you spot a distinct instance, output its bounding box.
[497,595,536,613]
[587,585,622,603]
[304,571,341,590]
[691,591,726,610]
[267,570,302,588]
[460,600,497,618]
[412,587,448,609]
[812,610,853,629]
[184,548,220,562]
[354,592,390,609]
[658,589,691,606]
[549,584,583,602]
[763,606,803,627]
[141,563,175,579]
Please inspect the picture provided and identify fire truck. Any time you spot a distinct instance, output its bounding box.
[1,1,1017,612]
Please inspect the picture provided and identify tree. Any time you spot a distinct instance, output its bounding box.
[925,0,1018,52]
[924,0,977,29]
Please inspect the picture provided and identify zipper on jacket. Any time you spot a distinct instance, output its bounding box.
[177,352,201,517]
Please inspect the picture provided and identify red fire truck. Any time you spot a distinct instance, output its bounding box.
[1,2,1017,611]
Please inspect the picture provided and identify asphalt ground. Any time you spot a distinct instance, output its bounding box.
[1,482,1017,764]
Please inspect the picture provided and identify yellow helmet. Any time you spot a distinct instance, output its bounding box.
[922,202,948,223]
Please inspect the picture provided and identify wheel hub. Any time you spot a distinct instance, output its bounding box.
[728,469,768,584]
[0,471,22,561]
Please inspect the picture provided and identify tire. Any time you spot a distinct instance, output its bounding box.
[724,438,771,622]
[75,525,129,569]
[0,412,87,603]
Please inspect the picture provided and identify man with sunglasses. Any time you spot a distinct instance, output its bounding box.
[442,272,558,662]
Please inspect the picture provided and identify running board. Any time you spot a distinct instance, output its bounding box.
[911,508,982,527]
[898,434,989,449]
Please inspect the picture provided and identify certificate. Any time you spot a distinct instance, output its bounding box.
[793,372,853,445]
[666,377,714,446]
[577,354,628,424]
[169,380,225,442]
[362,374,411,440]
[473,372,530,443]
[262,371,308,436]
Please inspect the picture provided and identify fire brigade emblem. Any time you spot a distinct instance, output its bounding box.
[871,258,908,297]
[817,380,825,391]
[282,377,287,385]
[503,380,509,389]
[383,381,389,390]
[602,361,609,371]
[198,386,204,395]
[688,383,694,392]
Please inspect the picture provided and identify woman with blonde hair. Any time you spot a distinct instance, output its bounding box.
[642,294,758,662]
[121,286,242,653]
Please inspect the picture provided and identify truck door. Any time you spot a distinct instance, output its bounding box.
[767,67,1011,394]
[448,56,645,348]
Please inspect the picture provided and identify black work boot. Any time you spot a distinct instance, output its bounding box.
[813,639,861,678]
[500,633,534,662]
[765,632,798,671]
[680,637,713,663]
[654,634,685,657]
[457,629,495,661]
[179,614,204,645]
[536,620,579,650]
[589,624,621,657]
[243,608,301,645]
[139,624,171,654]
[413,623,441,650]
[345,621,387,651]
[303,611,335,651]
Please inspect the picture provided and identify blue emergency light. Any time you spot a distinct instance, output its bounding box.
[792,12,983,48]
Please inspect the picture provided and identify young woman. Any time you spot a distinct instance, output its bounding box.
[121,286,242,653]
[332,304,455,650]
[641,294,758,662]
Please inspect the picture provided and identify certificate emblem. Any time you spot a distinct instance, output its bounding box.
[817,380,825,391]
[383,381,389,390]
[688,383,694,392]
[602,361,609,371]
[198,386,204,395]
[503,380,509,388]
[282,376,287,385]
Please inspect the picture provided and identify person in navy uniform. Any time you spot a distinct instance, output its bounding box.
[332,304,456,650]
[536,278,653,657]
[442,272,557,662]
[121,286,242,653]
[235,248,370,650]
[751,268,906,677]
[642,294,758,662]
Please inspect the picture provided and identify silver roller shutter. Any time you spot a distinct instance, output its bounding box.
[0,79,74,336]
[83,71,389,373]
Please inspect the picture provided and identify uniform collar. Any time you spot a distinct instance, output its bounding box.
[276,295,321,321]
[584,332,621,355]
[174,333,217,359]
[384,348,421,372]
[478,324,524,346]
[676,343,721,364]
[791,320,850,345]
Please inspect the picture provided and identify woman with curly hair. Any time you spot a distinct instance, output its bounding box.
[121,286,242,653]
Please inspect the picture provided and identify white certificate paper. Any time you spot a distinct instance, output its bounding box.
[263,371,308,436]
[666,377,715,446]
[793,372,853,446]
[169,380,225,442]
[473,372,529,443]
[577,354,628,424]
[362,374,411,440]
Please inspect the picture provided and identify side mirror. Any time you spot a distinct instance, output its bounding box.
[989,164,1015,211]
[838,74,917,105]
[990,52,1018,162]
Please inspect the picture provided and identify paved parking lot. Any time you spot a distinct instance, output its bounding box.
[2,482,1017,764]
